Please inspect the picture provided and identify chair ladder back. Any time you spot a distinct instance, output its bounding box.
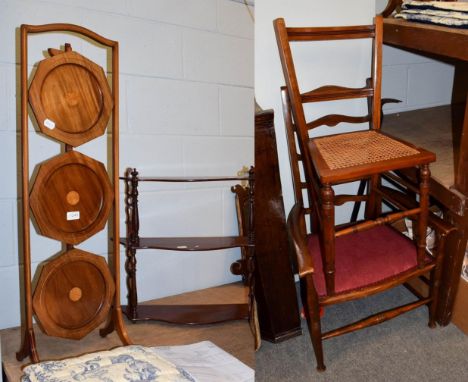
[371,15,383,130]
[281,87,304,206]
[275,16,384,134]
[274,18,311,152]
[281,87,321,232]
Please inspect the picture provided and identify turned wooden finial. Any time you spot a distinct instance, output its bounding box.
[47,43,73,57]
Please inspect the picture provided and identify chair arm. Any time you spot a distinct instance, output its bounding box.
[428,212,457,238]
[379,185,456,237]
[380,0,401,17]
[427,213,457,259]
[287,202,314,277]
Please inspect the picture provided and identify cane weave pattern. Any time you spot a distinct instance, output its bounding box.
[314,130,419,170]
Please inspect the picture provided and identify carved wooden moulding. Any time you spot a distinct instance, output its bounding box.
[29,46,113,147]
[33,249,115,340]
[30,151,113,245]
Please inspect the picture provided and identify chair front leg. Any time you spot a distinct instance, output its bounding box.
[428,228,449,328]
[418,164,430,267]
[320,184,335,295]
[365,174,381,219]
[302,274,326,372]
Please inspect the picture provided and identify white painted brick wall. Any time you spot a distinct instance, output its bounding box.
[183,30,253,86]
[127,77,220,135]
[0,0,253,329]
[382,46,455,113]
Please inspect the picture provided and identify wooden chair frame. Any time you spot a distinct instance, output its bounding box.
[275,16,456,371]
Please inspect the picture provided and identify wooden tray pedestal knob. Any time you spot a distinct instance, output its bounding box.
[32,249,115,340]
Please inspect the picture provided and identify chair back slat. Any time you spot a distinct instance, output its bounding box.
[286,25,375,41]
[301,85,373,103]
[307,114,370,130]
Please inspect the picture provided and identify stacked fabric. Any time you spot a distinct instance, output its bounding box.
[395,0,468,28]
[21,341,254,382]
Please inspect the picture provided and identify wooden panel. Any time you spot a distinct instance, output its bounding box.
[123,304,248,324]
[437,209,468,325]
[382,17,468,323]
[383,18,468,62]
[254,110,302,342]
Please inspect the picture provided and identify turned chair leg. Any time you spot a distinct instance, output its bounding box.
[321,184,335,295]
[428,232,448,328]
[417,164,430,267]
[428,268,437,329]
[365,174,381,220]
[303,275,326,372]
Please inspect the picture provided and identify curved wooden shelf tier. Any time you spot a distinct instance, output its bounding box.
[127,176,250,183]
[120,236,252,251]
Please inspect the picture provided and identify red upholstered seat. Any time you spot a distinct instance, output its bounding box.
[308,225,430,297]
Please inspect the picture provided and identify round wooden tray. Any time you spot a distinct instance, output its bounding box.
[29,50,113,147]
[30,151,113,245]
[33,249,115,340]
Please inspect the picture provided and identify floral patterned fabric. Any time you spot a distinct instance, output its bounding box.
[21,345,196,382]
[21,341,254,382]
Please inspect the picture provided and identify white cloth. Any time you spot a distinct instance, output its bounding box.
[152,341,254,382]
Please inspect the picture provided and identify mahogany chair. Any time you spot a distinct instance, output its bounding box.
[275,16,455,371]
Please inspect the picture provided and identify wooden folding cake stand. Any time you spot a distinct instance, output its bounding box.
[17,24,130,363]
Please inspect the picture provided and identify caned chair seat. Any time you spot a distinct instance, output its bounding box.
[308,130,435,184]
[307,225,434,298]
